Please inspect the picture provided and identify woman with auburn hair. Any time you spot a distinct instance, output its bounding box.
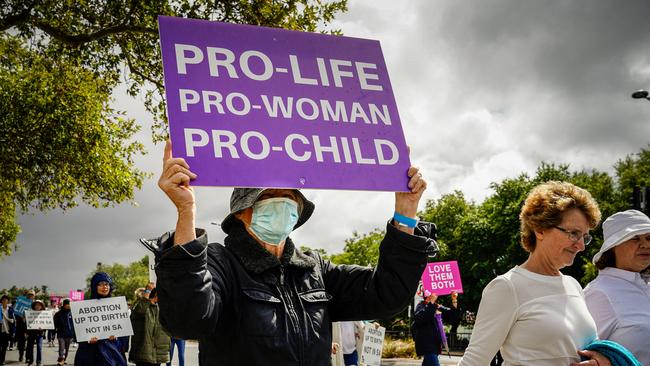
[459,181,614,366]
[584,209,650,364]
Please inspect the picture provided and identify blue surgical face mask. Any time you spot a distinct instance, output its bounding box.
[249,197,299,246]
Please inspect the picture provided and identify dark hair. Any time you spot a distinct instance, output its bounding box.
[595,249,616,270]
[0,294,9,302]
[149,287,158,299]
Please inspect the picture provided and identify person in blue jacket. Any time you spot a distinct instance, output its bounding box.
[74,272,127,366]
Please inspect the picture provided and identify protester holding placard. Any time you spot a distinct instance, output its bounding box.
[153,138,433,366]
[459,182,621,366]
[25,300,46,366]
[129,287,170,366]
[74,272,127,366]
[14,290,34,363]
[0,294,15,365]
[54,299,75,366]
[412,291,451,366]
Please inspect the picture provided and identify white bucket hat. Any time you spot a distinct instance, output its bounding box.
[593,209,650,264]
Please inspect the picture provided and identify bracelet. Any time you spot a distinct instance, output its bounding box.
[393,212,419,228]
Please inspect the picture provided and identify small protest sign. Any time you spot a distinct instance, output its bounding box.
[359,325,385,366]
[421,260,464,296]
[148,252,157,283]
[69,290,84,302]
[25,310,55,330]
[158,16,410,191]
[13,296,32,317]
[50,295,63,307]
[70,296,133,342]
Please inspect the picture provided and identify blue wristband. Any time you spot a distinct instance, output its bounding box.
[393,212,418,228]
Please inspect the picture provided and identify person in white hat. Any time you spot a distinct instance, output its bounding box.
[584,209,650,365]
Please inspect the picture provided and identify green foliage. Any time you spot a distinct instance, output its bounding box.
[333,148,650,314]
[1,0,348,140]
[85,256,150,303]
[615,144,650,203]
[0,285,51,305]
[329,229,385,266]
[0,0,348,256]
[0,35,149,256]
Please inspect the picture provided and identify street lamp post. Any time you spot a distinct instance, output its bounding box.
[631,89,650,100]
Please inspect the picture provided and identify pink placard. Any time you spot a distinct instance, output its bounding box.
[421,260,463,296]
[49,296,63,306]
[69,290,84,302]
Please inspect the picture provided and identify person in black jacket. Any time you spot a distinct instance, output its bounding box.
[53,299,74,366]
[412,291,450,366]
[153,140,434,366]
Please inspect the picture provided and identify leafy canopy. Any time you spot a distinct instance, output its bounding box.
[330,146,649,313]
[0,0,348,256]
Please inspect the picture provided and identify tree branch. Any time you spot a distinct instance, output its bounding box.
[0,8,31,32]
[31,21,157,47]
[122,48,163,90]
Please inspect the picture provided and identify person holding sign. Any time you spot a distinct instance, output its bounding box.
[459,182,621,366]
[153,140,434,366]
[14,290,34,362]
[74,272,127,366]
[412,290,451,366]
[25,300,46,366]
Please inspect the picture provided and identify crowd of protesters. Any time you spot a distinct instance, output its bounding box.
[0,275,185,366]
[2,177,648,366]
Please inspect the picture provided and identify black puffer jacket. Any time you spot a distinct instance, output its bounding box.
[155,221,433,366]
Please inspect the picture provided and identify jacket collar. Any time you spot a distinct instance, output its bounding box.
[224,223,315,274]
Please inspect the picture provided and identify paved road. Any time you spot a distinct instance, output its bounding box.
[2,341,461,365]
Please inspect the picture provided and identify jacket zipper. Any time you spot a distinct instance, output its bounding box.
[278,265,305,366]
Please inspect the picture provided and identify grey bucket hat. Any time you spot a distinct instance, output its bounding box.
[220,188,315,234]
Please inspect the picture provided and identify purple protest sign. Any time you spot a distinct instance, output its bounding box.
[158,16,410,191]
[421,261,464,296]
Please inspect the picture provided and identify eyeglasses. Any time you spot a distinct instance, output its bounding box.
[97,282,110,287]
[554,226,592,245]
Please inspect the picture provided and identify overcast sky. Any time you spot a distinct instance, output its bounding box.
[2,0,650,294]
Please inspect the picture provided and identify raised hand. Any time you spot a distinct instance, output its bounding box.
[157,140,198,245]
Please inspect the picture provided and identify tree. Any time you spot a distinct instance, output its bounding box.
[615,144,650,206]
[329,229,384,266]
[85,256,149,303]
[0,0,348,256]
[0,285,51,305]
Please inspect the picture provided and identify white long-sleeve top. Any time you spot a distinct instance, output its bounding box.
[584,267,650,365]
[459,266,597,366]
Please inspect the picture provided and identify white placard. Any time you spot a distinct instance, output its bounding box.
[70,296,133,342]
[359,325,385,366]
[25,310,55,330]
[148,252,157,283]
